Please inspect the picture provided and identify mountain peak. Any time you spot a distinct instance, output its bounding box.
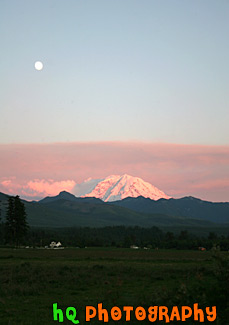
[72,174,171,202]
[58,191,76,198]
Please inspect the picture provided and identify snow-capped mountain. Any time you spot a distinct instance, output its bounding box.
[72,174,171,202]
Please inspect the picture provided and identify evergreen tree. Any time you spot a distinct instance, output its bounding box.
[5,195,29,245]
[5,196,15,243]
[0,200,4,244]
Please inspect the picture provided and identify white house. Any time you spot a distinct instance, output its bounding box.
[50,241,62,249]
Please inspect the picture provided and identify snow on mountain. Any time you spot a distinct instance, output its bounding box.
[72,174,171,202]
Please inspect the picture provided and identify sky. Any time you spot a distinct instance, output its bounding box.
[1,1,229,201]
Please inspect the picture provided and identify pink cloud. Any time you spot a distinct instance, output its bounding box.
[1,179,12,187]
[26,179,76,196]
[0,142,228,202]
[1,178,75,199]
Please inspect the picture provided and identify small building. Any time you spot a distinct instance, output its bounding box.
[50,241,62,249]
[130,245,139,249]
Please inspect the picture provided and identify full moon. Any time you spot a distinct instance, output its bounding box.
[34,61,43,71]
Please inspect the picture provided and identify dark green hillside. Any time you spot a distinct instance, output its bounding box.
[25,198,220,229]
[1,192,228,233]
[0,192,9,201]
[112,196,229,223]
[26,199,144,227]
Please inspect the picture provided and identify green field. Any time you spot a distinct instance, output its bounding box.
[0,248,228,324]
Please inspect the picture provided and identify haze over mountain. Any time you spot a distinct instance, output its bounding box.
[72,174,170,202]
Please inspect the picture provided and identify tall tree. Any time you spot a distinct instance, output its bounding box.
[5,195,29,246]
[0,200,3,244]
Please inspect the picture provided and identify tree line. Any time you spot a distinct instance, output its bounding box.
[24,226,228,250]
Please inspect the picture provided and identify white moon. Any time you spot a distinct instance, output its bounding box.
[34,61,43,71]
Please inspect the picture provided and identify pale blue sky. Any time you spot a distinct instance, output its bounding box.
[1,0,229,144]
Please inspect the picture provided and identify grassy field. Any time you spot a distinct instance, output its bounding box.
[0,247,228,324]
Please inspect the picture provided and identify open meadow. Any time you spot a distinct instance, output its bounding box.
[0,247,228,324]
